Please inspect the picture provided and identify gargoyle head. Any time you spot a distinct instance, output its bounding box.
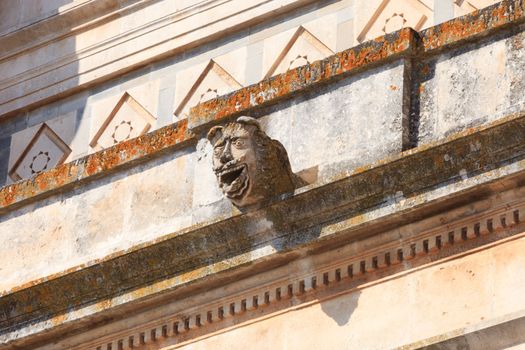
[207,116,296,209]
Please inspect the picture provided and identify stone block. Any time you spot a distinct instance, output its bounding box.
[0,149,195,292]
[418,27,525,143]
[260,60,405,181]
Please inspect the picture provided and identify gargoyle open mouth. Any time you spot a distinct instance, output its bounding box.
[218,164,249,198]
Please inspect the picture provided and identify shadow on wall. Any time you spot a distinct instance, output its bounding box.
[320,289,360,327]
[0,0,87,186]
[0,0,75,36]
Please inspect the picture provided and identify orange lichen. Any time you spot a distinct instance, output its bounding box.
[189,28,417,130]
[420,0,521,52]
[0,119,193,215]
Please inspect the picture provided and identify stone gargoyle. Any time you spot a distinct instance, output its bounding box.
[207,116,300,209]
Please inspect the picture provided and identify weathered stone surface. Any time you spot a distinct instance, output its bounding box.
[418,24,525,143]
[0,147,194,294]
[258,61,405,180]
[1,2,525,349]
[2,110,525,343]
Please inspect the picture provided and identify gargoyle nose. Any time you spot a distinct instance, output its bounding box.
[220,142,233,164]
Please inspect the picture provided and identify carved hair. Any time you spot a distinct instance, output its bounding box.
[206,116,261,144]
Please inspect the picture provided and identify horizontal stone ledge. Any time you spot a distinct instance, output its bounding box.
[0,119,193,214]
[188,27,417,130]
[420,0,525,54]
[0,0,142,62]
[2,110,525,335]
[189,0,525,128]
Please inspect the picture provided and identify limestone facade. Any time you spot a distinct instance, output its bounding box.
[1,1,524,350]
[0,0,499,186]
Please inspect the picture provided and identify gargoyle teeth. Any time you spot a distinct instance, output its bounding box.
[219,164,244,176]
[219,164,247,187]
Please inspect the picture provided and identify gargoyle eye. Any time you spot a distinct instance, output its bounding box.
[232,138,246,148]
[213,145,224,156]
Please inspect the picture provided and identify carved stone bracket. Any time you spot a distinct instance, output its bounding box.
[207,116,297,209]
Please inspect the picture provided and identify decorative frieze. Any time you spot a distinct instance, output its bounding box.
[83,193,525,350]
[0,0,518,185]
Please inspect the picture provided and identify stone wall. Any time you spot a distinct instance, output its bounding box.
[0,0,500,187]
[0,60,407,293]
[1,1,524,349]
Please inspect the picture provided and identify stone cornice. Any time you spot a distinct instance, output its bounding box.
[0,0,148,62]
[2,110,525,345]
[73,201,525,350]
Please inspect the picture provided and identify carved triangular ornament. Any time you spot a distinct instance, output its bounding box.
[454,0,499,11]
[264,26,333,79]
[357,0,432,43]
[90,92,156,151]
[9,123,72,181]
[174,60,242,120]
